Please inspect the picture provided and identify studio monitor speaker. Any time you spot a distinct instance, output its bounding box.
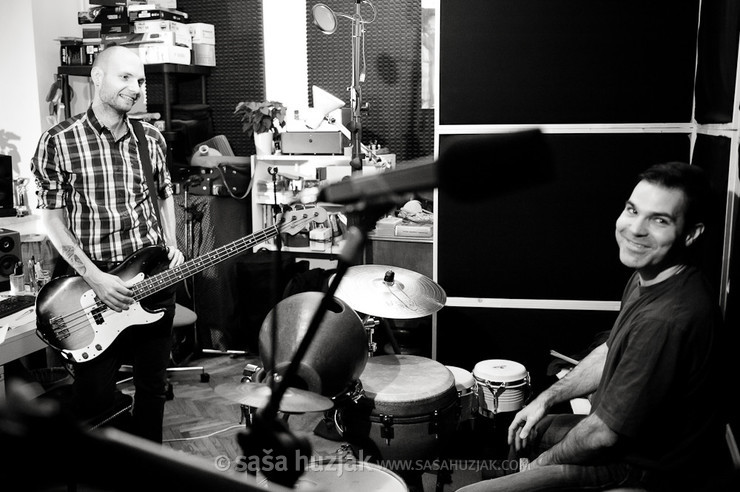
[0,228,22,290]
[0,154,14,217]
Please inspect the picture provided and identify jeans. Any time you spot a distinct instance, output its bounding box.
[456,414,650,492]
[72,298,175,443]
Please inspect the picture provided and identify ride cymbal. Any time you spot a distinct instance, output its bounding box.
[331,265,447,319]
[214,382,334,413]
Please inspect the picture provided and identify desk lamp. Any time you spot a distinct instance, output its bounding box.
[311,1,377,173]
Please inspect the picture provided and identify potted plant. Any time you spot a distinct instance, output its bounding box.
[234,100,287,155]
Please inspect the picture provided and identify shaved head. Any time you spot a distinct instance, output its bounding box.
[93,46,142,72]
[90,46,146,118]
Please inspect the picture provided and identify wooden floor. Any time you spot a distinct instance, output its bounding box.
[117,353,495,491]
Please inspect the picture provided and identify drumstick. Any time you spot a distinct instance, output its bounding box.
[549,350,580,366]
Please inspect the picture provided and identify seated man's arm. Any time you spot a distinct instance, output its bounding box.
[532,412,619,467]
[510,342,608,449]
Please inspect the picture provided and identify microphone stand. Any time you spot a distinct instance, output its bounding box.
[237,200,393,489]
[349,0,364,174]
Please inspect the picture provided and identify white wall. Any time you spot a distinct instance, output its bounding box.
[0,0,86,209]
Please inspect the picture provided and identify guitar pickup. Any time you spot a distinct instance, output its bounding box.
[90,298,106,325]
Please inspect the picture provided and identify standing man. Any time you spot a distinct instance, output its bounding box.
[458,161,727,491]
[32,46,184,443]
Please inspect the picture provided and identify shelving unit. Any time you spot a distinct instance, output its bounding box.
[250,153,396,257]
[56,63,211,131]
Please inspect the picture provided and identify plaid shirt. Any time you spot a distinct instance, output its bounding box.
[31,108,173,262]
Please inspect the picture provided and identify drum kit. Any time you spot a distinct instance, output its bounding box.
[213,264,531,487]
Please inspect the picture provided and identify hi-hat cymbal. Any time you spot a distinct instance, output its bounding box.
[214,382,334,413]
[331,265,447,319]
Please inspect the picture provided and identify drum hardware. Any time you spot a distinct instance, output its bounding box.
[480,381,510,416]
[363,316,379,355]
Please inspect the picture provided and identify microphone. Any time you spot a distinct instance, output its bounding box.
[316,129,552,205]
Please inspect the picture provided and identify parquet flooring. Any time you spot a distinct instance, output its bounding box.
[116,353,485,491]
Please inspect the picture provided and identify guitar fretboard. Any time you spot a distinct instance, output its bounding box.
[130,223,280,301]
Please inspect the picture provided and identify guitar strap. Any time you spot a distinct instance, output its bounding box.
[131,118,164,244]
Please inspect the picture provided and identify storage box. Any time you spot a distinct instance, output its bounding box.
[193,43,215,66]
[119,31,191,48]
[189,23,215,44]
[128,43,191,64]
[128,7,189,23]
[280,131,345,155]
[134,20,191,47]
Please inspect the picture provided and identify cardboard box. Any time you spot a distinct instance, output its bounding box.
[134,20,191,46]
[131,30,192,48]
[189,23,215,44]
[128,8,189,23]
[193,43,215,66]
[127,43,191,64]
[105,32,190,49]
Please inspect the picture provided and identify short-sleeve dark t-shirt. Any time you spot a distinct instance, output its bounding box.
[590,266,725,474]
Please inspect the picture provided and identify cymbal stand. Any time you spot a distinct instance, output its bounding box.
[362,315,401,356]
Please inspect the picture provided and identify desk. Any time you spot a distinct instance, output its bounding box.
[0,302,42,398]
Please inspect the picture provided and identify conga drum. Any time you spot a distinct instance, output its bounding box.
[340,354,458,463]
[446,365,478,428]
[473,359,530,418]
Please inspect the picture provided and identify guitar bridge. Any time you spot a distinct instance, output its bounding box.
[50,316,69,340]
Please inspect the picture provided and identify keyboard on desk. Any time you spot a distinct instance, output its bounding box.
[0,295,36,319]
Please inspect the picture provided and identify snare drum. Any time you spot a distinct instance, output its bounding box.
[259,459,408,491]
[341,355,458,462]
[473,359,530,418]
[446,366,478,425]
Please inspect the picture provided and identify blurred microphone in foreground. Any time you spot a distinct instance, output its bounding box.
[312,129,553,207]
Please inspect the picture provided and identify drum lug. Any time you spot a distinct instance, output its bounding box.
[380,414,394,444]
[429,409,440,438]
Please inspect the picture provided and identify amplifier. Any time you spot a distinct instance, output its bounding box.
[0,154,14,217]
[280,131,345,155]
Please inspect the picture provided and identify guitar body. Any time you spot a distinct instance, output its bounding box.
[35,208,328,363]
[35,245,171,363]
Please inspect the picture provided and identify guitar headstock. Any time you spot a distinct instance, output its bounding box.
[277,207,329,236]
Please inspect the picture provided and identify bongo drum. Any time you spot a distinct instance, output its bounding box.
[259,459,408,491]
[341,355,458,462]
[473,359,530,418]
[446,365,478,426]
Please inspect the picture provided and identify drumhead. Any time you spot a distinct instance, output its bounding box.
[261,460,408,491]
[446,365,475,392]
[473,359,527,383]
[360,355,456,416]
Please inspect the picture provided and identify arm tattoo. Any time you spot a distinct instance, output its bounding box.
[61,245,86,275]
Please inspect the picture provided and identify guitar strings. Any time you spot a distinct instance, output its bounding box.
[50,225,282,341]
[48,215,316,346]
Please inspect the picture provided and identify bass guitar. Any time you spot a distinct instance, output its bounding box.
[35,207,328,363]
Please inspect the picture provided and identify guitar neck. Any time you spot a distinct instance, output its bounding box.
[131,224,280,301]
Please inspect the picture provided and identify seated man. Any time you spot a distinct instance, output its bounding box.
[458,162,728,491]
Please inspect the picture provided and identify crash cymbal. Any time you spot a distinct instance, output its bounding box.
[331,265,446,319]
[214,382,334,413]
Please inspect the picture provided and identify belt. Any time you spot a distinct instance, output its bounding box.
[91,259,124,273]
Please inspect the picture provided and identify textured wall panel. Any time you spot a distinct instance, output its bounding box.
[178,1,265,158]
[306,0,434,162]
